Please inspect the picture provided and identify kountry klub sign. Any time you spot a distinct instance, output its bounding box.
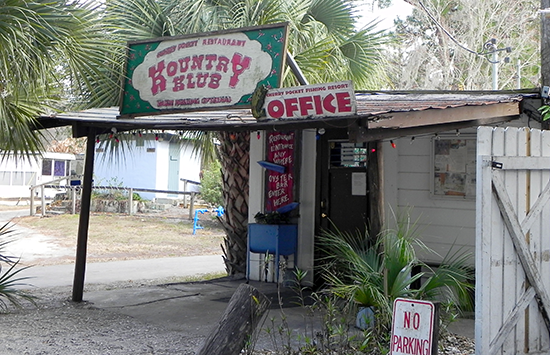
[119,23,288,117]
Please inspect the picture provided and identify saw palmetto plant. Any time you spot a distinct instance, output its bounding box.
[318,210,474,331]
[0,222,35,312]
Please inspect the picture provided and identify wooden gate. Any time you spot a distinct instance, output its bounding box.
[476,127,550,355]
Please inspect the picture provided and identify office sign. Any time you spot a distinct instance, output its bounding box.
[263,81,356,120]
[120,23,288,117]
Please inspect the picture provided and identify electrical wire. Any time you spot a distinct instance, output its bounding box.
[416,0,486,59]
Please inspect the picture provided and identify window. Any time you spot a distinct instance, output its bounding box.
[42,159,52,175]
[12,172,24,185]
[330,142,368,167]
[26,172,36,185]
[0,171,10,185]
[432,135,476,198]
[54,160,66,176]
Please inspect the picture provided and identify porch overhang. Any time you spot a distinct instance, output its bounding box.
[36,90,540,140]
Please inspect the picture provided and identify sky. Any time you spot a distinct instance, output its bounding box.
[356,1,415,30]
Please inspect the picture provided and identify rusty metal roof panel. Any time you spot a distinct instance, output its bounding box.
[39,91,537,134]
[354,92,528,116]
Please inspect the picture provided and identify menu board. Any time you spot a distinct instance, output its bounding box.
[266,131,295,211]
[433,137,476,198]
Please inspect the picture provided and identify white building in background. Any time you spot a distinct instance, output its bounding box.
[93,133,202,201]
[0,152,79,200]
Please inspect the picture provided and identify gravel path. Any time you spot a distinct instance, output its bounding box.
[1,285,203,355]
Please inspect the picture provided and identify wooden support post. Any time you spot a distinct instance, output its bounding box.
[367,140,384,242]
[189,192,195,220]
[41,185,45,217]
[129,187,134,215]
[29,187,34,216]
[71,187,76,214]
[196,283,271,355]
[72,128,96,302]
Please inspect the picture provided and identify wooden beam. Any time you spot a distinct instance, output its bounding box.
[72,128,96,302]
[488,287,537,355]
[368,102,520,130]
[196,283,270,355]
[353,115,518,142]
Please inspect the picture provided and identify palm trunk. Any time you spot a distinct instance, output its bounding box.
[217,131,250,276]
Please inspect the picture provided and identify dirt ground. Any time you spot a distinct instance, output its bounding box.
[10,205,225,266]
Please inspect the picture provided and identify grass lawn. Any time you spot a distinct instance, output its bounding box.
[13,213,225,264]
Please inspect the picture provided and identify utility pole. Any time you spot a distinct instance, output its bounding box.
[542,0,550,86]
[482,38,511,90]
[541,0,550,128]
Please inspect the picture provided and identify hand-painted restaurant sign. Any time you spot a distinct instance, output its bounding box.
[120,23,288,117]
[263,81,356,120]
[266,131,295,211]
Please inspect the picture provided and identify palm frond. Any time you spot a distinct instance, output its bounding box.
[0,260,36,312]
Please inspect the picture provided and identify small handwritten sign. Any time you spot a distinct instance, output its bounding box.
[391,298,438,355]
[266,131,294,211]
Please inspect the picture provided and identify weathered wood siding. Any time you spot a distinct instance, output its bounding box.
[476,126,550,355]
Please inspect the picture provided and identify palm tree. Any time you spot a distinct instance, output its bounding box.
[94,0,389,275]
[0,0,118,159]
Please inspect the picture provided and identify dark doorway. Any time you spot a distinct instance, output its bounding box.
[317,130,369,236]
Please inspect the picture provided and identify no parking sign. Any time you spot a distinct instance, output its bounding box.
[390,298,439,355]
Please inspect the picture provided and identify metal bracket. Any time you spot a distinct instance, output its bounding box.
[491,161,503,169]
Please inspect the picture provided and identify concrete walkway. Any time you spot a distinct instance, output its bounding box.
[16,255,226,289]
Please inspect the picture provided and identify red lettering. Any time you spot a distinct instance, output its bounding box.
[148,61,166,95]
[299,96,314,116]
[323,93,336,113]
[229,53,251,88]
[413,313,420,330]
[178,57,190,73]
[336,92,352,112]
[186,73,196,89]
[172,76,185,92]
[205,54,217,70]
[267,100,284,118]
[313,95,323,114]
[191,55,204,70]
[216,56,229,72]
[208,73,221,89]
[404,311,411,328]
[284,98,299,117]
[166,61,178,77]
[196,73,209,88]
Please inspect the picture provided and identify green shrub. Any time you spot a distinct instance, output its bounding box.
[317,210,474,335]
[200,159,223,206]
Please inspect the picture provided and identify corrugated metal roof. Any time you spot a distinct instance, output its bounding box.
[355,92,528,115]
[38,91,536,134]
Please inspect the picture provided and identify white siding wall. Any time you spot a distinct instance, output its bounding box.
[0,152,76,199]
[94,138,200,201]
[383,115,540,265]
[179,145,202,189]
[383,131,476,265]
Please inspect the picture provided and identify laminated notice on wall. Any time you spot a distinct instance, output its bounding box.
[351,172,367,196]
